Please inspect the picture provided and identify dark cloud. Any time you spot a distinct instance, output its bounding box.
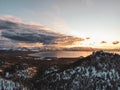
[2,31,57,44]
[0,18,84,48]
[0,19,61,44]
[0,20,18,29]
[112,41,119,45]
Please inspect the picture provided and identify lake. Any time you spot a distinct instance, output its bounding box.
[29,51,120,58]
[29,51,92,58]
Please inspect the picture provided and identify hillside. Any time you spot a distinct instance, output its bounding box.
[0,51,119,90]
[32,51,120,90]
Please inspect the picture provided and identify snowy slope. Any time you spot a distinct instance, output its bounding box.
[33,51,120,90]
[0,51,119,90]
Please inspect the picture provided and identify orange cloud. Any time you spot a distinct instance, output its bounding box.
[53,36,84,47]
[17,43,43,48]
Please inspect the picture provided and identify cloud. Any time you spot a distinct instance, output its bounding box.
[112,41,119,45]
[1,27,58,44]
[0,17,60,44]
[0,16,84,48]
[0,15,23,23]
[48,18,75,35]
[86,37,90,40]
[54,36,84,46]
[29,21,42,26]
[101,41,107,44]
[17,42,43,48]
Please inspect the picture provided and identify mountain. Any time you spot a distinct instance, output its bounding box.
[0,20,83,50]
[0,51,119,89]
[32,51,120,90]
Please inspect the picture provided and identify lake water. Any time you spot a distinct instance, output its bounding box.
[29,51,120,58]
[29,51,92,58]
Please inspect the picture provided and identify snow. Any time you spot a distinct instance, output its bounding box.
[25,51,120,89]
[17,67,36,79]
[0,50,120,89]
[0,78,27,90]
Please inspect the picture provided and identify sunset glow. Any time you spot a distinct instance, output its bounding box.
[18,43,43,48]
[0,0,120,50]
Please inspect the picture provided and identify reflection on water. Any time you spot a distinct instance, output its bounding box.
[29,51,92,58]
[29,51,120,58]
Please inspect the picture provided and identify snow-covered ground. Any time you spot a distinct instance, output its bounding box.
[0,78,28,90]
[0,51,119,90]
[34,51,120,90]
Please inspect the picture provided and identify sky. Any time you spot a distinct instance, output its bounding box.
[0,0,120,48]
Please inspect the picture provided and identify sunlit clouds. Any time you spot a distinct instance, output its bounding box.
[0,15,119,49]
[18,43,43,48]
[0,0,119,50]
[0,15,23,23]
[0,17,84,48]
